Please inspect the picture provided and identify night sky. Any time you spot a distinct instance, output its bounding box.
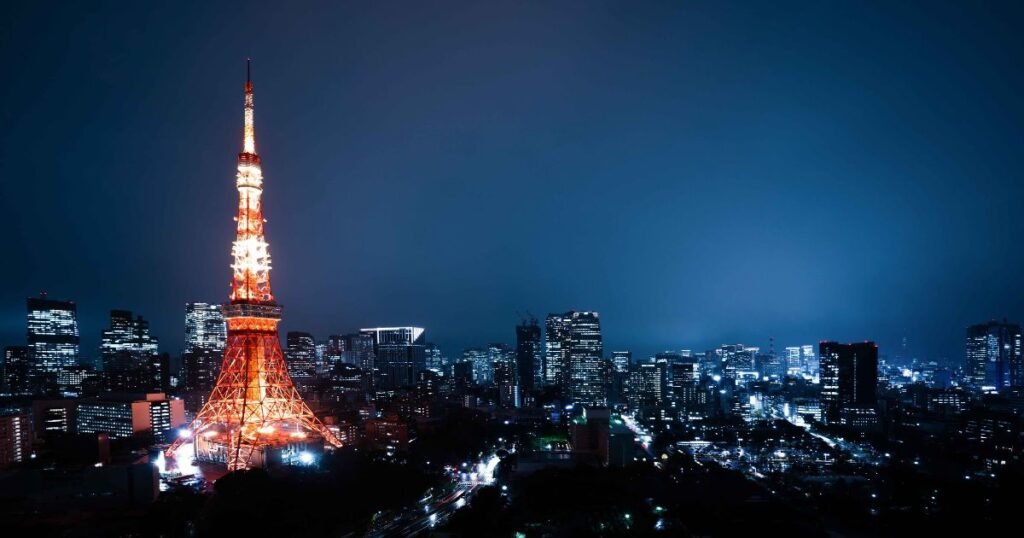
[2,1,1024,363]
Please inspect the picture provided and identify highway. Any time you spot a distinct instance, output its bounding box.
[364,454,500,537]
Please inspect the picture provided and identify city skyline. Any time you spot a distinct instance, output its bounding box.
[3,3,1024,534]
[4,1,1024,363]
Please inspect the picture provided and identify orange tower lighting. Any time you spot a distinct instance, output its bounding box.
[166,61,342,471]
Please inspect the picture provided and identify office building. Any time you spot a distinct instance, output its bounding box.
[463,347,488,385]
[360,327,426,390]
[31,399,76,438]
[487,343,513,385]
[544,314,570,387]
[567,312,604,406]
[424,343,446,372]
[100,310,159,392]
[184,302,226,352]
[3,346,30,395]
[100,310,160,393]
[628,362,663,412]
[325,335,345,367]
[494,354,519,408]
[612,351,632,373]
[515,319,542,391]
[26,294,80,388]
[76,393,185,442]
[285,331,318,380]
[181,303,226,397]
[819,341,879,425]
[965,321,1022,389]
[0,412,32,469]
[546,311,605,405]
[341,332,375,372]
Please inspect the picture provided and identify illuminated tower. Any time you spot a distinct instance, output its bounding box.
[166,62,341,470]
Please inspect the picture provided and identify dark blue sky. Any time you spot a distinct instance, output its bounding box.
[2,1,1023,363]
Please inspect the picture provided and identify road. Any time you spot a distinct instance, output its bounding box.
[365,454,501,537]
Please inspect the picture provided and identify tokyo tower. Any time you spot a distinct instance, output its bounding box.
[166,61,342,471]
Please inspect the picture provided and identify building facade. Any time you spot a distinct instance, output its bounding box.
[819,341,878,425]
[27,294,80,390]
[360,327,426,390]
[100,310,160,393]
[76,393,185,442]
[965,321,1022,389]
[515,319,542,392]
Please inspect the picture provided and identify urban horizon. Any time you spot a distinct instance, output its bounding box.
[3,2,1023,536]
[0,291,984,367]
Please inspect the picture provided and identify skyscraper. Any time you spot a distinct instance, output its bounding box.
[487,343,513,385]
[628,362,662,412]
[567,311,605,406]
[424,343,446,372]
[285,331,318,380]
[785,346,801,374]
[544,314,570,387]
[494,354,519,408]
[612,351,632,373]
[341,332,376,373]
[323,335,345,367]
[3,346,30,395]
[361,327,426,390]
[463,347,488,385]
[515,318,541,392]
[100,310,160,392]
[819,341,878,425]
[26,294,80,386]
[965,321,1022,389]
[184,303,227,352]
[181,303,226,396]
[545,311,605,405]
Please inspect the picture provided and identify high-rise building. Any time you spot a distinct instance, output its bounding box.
[801,345,817,375]
[100,310,160,393]
[181,303,227,398]
[566,311,605,406]
[785,346,802,374]
[462,347,488,385]
[424,343,446,372]
[758,351,784,380]
[26,294,80,387]
[184,303,227,352]
[325,335,346,367]
[285,331,318,380]
[360,327,426,390]
[487,343,513,385]
[628,363,662,411]
[340,332,375,373]
[612,351,632,373]
[452,360,474,394]
[965,321,1022,389]
[819,341,878,425]
[3,346,30,395]
[494,355,519,408]
[546,311,606,405]
[718,344,758,383]
[515,319,542,391]
[0,412,32,469]
[544,314,570,387]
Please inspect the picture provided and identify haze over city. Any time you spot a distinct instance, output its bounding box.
[4,1,1024,361]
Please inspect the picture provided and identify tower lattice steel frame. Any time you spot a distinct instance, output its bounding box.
[166,61,342,470]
